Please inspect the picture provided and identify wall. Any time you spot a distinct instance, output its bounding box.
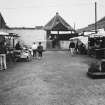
[60,41,70,49]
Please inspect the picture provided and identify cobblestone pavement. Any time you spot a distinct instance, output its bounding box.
[0,51,105,105]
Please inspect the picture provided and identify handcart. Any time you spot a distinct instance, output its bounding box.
[14,49,32,62]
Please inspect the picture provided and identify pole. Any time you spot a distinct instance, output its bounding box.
[95,2,97,33]
[57,31,59,48]
[74,22,75,30]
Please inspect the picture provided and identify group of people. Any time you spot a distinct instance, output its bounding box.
[31,42,43,59]
[15,41,43,60]
[69,40,87,56]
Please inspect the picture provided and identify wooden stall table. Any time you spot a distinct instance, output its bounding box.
[95,48,105,59]
[0,54,7,70]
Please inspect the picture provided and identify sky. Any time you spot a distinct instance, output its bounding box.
[0,0,105,29]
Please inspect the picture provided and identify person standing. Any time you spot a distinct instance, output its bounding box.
[31,42,37,58]
[37,42,43,59]
[0,41,7,70]
[69,40,75,56]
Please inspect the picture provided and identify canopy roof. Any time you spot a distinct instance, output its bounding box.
[87,33,105,38]
[0,31,19,37]
[44,12,74,31]
[0,31,9,35]
[70,36,88,49]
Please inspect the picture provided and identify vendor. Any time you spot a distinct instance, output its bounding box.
[94,40,100,49]
[15,41,22,50]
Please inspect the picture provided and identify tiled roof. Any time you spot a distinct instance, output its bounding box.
[77,17,105,33]
[44,12,74,31]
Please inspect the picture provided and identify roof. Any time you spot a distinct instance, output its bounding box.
[9,26,44,30]
[0,13,8,29]
[44,12,74,31]
[98,16,105,23]
[77,16,105,33]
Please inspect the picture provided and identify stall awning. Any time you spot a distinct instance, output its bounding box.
[0,31,9,36]
[0,31,19,37]
[70,36,88,49]
[88,33,105,38]
[70,36,88,44]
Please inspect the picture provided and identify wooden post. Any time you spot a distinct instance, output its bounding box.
[57,31,59,37]
[13,37,15,48]
[47,30,51,39]
[57,31,60,48]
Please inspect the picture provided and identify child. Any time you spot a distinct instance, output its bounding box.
[37,42,43,59]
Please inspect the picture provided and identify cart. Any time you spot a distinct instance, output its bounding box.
[14,49,32,62]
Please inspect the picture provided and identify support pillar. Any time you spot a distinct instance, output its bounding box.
[13,37,15,48]
[57,31,60,48]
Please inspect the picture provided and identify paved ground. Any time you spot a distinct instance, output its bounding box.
[0,51,105,105]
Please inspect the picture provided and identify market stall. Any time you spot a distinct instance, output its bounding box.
[88,33,105,59]
[0,31,19,63]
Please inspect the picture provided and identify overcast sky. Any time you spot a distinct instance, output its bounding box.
[0,0,105,29]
